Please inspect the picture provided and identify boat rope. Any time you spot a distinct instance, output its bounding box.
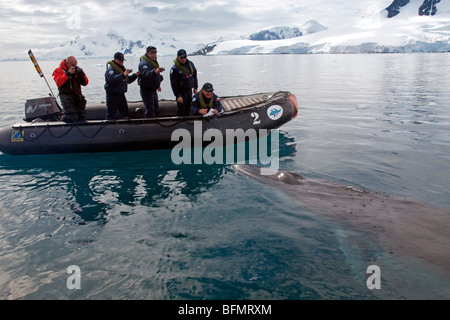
[20,122,107,141]
[75,123,106,138]
[153,118,186,127]
[18,124,74,141]
[19,126,47,141]
[18,114,224,142]
[151,117,208,128]
[46,124,76,138]
[267,91,287,104]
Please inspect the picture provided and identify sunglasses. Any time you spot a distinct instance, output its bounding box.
[179,56,187,59]
[150,51,157,54]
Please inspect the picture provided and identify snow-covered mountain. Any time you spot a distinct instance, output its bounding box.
[249,27,304,41]
[211,0,450,54]
[248,21,328,41]
[36,0,449,59]
[36,27,191,60]
[301,20,330,35]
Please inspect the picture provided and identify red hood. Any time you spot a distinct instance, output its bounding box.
[59,59,68,71]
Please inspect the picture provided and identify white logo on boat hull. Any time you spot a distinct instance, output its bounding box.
[267,105,283,120]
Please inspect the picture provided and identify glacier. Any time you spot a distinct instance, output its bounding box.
[211,0,450,55]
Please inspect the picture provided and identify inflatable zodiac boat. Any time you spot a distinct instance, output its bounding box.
[0,91,298,155]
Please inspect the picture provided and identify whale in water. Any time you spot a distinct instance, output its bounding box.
[232,164,450,282]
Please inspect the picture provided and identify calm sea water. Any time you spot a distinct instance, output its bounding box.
[0,53,449,300]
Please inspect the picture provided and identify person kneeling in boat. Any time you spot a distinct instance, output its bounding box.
[52,56,89,122]
[190,83,223,116]
[104,52,140,120]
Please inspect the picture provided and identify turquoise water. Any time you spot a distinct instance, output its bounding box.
[0,54,449,299]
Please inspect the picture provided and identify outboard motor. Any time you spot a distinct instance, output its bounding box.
[24,96,61,122]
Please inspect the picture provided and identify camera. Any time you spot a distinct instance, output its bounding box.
[73,65,80,72]
[159,67,165,72]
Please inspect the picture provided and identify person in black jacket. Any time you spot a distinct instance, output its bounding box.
[191,83,223,116]
[138,46,164,118]
[104,52,140,120]
[170,49,198,116]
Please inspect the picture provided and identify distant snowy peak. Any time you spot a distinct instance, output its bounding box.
[249,27,303,41]
[301,20,329,35]
[248,20,328,41]
[104,31,145,54]
[39,28,184,60]
[386,0,441,18]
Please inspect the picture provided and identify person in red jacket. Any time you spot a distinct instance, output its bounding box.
[52,56,89,122]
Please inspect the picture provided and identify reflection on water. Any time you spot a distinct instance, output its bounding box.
[0,132,296,225]
[0,151,221,223]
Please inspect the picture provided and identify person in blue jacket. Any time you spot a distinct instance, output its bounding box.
[170,49,198,116]
[191,83,223,116]
[104,52,140,120]
[138,46,164,118]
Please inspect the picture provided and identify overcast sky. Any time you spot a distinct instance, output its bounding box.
[0,0,391,57]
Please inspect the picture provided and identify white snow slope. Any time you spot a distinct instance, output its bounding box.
[211,0,450,54]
